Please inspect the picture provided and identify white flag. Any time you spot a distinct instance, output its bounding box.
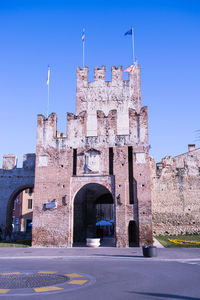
[46,66,50,86]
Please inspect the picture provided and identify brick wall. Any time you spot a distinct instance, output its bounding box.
[0,154,35,237]
[151,146,200,235]
[32,65,152,247]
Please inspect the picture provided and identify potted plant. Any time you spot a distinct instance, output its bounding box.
[142,240,157,257]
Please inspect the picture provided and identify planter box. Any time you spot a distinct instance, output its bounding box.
[142,246,157,257]
[86,238,100,248]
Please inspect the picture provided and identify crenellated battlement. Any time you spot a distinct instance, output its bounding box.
[111,66,123,81]
[76,65,141,116]
[94,66,106,81]
[67,111,87,138]
[1,153,35,170]
[36,105,148,151]
[36,64,146,152]
[77,65,128,83]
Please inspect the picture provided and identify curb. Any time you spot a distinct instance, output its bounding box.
[0,255,200,262]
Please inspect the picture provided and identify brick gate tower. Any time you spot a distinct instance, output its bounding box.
[32,65,153,247]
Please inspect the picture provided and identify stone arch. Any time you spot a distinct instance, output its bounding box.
[0,153,35,238]
[5,184,34,238]
[73,183,114,245]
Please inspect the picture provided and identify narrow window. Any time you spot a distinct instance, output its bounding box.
[128,146,134,204]
[73,149,77,175]
[27,199,32,209]
[109,148,113,175]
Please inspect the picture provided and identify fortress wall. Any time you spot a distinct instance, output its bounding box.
[151,146,200,235]
[0,154,35,234]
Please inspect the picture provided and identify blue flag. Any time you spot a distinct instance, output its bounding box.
[124,28,133,36]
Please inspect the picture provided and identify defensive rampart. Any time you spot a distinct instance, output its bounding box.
[151,145,200,235]
[0,154,35,237]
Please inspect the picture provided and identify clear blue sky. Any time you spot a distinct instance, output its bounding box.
[0,0,200,166]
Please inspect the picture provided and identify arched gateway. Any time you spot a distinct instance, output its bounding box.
[5,184,34,237]
[0,154,35,237]
[73,183,114,245]
[32,65,153,247]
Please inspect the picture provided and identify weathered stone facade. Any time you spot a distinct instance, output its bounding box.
[0,154,35,237]
[1,65,200,244]
[32,65,153,247]
[151,145,200,235]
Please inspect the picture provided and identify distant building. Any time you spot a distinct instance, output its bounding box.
[12,188,34,234]
[21,188,33,233]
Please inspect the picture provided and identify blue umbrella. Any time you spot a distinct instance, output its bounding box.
[96,220,112,226]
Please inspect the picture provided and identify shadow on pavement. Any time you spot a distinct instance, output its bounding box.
[128,291,200,299]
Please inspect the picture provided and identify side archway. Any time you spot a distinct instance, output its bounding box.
[73,183,114,246]
[5,184,34,238]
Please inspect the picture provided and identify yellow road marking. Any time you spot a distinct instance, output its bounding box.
[0,289,10,294]
[65,273,83,278]
[38,271,57,274]
[68,280,88,285]
[0,272,20,275]
[34,286,63,293]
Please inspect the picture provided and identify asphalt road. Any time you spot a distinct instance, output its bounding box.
[0,256,200,300]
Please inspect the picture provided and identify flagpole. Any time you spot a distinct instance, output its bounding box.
[136,59,140,111]
[47,82,49,118]
[132,27,134,62]
[46,66,50,118]
[82,28,85,67]
[83,39,85,67]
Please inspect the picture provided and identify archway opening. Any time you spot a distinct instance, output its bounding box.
[128,220,139,247]
[4,185,34,243]
[73,183,115,247]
